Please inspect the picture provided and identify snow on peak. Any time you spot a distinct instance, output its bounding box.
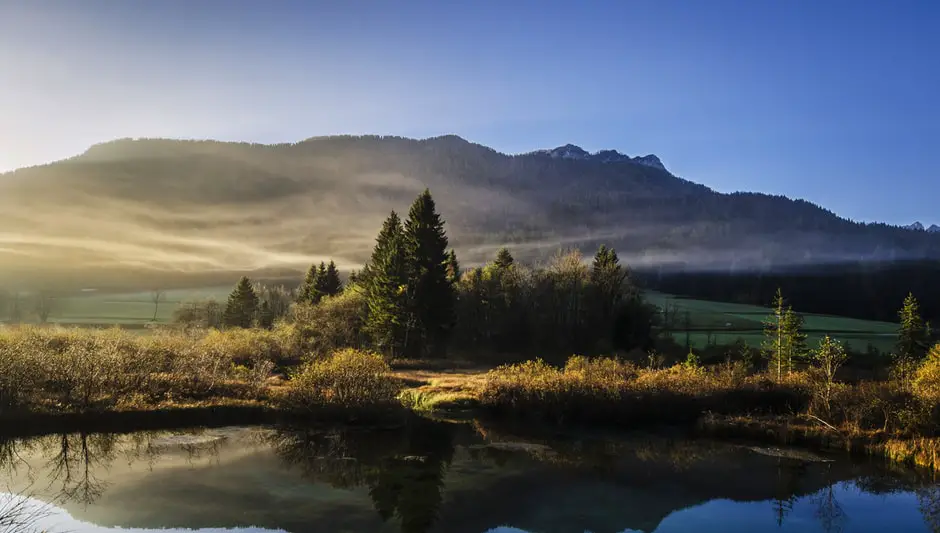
[534,145,670,172]
[929,224,940,233]
[905,222,926,231]
[547,144,591,160]
[632,154,666,171]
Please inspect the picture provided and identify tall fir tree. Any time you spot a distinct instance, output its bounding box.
[223,276,259,328]
[365,211,411,358]
[297,263,323,305]
[322,260,343,296]
[445,249,460,285]
[493,247,514,270]
[312,262,328,298]
[898,292,928,360]
[403,189,455,358]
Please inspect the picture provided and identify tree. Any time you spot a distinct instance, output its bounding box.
[321,260,343,297]
[365,211,411,358]
[297,263,324,305]
[763,289,806,380]
[222,277,259,328]
[35,292,55,324]
[403,190,455,358]
[812,335,847,414]
[445,249,460,285]
[493,247,514,270]
[151,289,166,322]
[898,292,929,360]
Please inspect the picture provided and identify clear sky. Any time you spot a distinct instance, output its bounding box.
[1,0,937,226]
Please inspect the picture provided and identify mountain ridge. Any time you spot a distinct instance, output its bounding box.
[0,134,937,289]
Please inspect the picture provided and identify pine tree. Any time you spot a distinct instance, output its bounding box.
[256,300,275,329]
[297,263,323,305]
[365,211,411,358]
[445,249,460,285]
[494,247,514,270]
[322,260,343,296]
[403,189,455,358]
[223,276,259,329]
[591,245,627,320]
[310,262,328,297]
[763,288,805,380]
[898,292,928,360]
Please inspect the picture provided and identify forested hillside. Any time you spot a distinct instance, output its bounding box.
[1,134,937,289]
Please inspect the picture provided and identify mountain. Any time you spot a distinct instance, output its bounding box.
[1,134,938,289]
[905,222,926,231]
[929,224,940,233]
[533,144,668,171]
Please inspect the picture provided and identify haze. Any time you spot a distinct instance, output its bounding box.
[2,0,939,226]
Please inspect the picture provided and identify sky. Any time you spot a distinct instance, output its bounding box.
[0,0,937,226]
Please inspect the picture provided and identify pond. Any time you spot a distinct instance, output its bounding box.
[1,419,938,533]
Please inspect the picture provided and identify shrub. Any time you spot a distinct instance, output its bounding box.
[289,288,369,357]
[914,344,940,403]
[284,349,400,411]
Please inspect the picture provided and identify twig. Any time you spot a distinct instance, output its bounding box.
[805,413,842,434]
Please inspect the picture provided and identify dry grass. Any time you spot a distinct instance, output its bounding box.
[0,325,296,416]
[478,356,810,426]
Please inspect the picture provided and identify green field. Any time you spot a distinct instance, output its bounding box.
[49,286,233,326]
[644,291,898,352]
[38,286,899,353]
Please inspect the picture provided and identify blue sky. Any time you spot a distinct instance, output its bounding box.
[1,0,937,225]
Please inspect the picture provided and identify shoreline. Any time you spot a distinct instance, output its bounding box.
[5,395,940,476]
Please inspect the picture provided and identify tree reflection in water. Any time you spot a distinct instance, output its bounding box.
[269,418,455,533]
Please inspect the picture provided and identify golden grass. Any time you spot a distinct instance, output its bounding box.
[478,356,810,425]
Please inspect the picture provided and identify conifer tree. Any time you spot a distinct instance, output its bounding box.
[365,211,411,358]
[256,300,275,329]
[445,249,460,285]
[494,247,514,270]
[322,260,343,296]
[297,263,323,305]
[312,262,329,298]
[763,288,806,380]
[403,189,455,357]
[223,276,259,329]
[898,292,928,360]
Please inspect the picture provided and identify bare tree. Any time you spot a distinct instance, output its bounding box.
[34,293,54,324]
[151,289,166,322]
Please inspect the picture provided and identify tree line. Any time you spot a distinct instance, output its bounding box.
[190,189,653,360]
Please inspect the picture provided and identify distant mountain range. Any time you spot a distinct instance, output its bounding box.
[904,222,940,233]
[0,134,938,289]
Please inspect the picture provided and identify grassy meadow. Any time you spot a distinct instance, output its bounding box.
[45,286,233,326]
[36,286,899,355]
[645,291,898,352]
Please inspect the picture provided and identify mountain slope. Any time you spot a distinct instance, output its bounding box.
[1,135,937,289]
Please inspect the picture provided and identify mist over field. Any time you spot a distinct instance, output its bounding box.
[1,135,937,290]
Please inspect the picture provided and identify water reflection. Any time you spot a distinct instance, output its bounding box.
[1,421,939,533]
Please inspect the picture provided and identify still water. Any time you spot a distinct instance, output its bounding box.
[1,419,938,533]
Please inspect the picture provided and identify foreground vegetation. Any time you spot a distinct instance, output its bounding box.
[3,189,940,476]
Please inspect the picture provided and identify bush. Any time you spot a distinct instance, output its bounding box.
[284,349,400,411]
[914,344,940,403]
[288,288,369,357]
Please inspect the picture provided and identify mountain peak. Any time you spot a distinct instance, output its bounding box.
[633,154,666,171]
[929,224,940,233]
[546,144,592,160]
[905,222,926,231]
[532,145,669,172]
